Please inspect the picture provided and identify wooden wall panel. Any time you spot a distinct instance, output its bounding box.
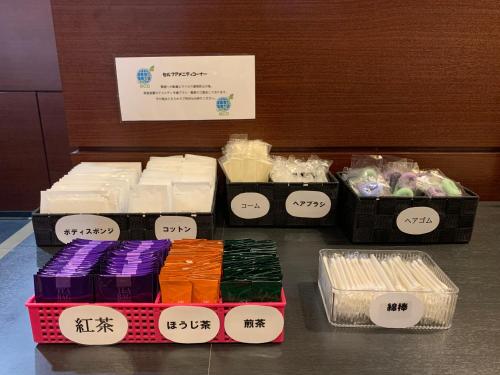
[51,1,500,199]
[0,93,50,210]
[0,0,61,91]
[38,92,72,183]
[52,0,500,149]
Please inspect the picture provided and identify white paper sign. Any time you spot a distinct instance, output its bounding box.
[285,190,331,218]
[224,305,284,344]
[396,207,440,235]
[55,215,120,244]
[115,55,255,121]
[154,216,197,240]
[59,305,128,345]
[231,192,270,219]
[369,293,424,328]
[158,306,220,343]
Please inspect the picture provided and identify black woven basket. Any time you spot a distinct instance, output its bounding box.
[336,172,479,243]
[225,172,339,227]
[33,187,216,246]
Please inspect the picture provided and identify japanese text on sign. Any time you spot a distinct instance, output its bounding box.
[369,293,424,329]
[224,305,284,344]
[63,228,114,236]
[386,303,408,312]
[158,306,220,343]
[231,193,270,219]
[396,207,440,235]
[58,305,128,345]
[75,317,114,333]
[154,216,198,240]
[243,318,266,328]
[55,215,121,244]
[165,320,212,330]
[292,201,326,208]
[285,191,332,219]
[115,55,255,121]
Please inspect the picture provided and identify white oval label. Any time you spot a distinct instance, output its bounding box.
[154,216,197,240]
[369,293,424,328]
[158,306,220,344]
[396,207,440,235]
[285,190,332,218]
[58,305,128,345]
[224,305,284,344]
[230,193,270,219]
[55,215,120,244]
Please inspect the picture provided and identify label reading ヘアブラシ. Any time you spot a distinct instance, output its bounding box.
[55,215,120,244]
[396,207,440,235]
[285,190,332,218]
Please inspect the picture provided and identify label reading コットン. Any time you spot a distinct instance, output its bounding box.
[154,216,197,240]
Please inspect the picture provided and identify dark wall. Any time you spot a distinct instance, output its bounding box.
[0,0,71,210]
[51,0,500,200]
[5,1,498,209]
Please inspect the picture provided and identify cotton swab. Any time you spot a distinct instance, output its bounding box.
[322,251,457,328]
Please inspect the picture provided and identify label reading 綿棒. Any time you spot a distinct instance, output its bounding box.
[369,293,424,328]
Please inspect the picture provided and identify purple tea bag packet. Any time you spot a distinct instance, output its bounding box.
[95,240,171,302]
[34,239,117,302]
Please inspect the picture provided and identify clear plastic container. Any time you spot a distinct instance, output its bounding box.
[318,249,458,329]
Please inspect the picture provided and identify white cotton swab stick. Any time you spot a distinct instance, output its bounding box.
[381,260,404,291]
[346,258,366,290]
[352,257,372,289]
[332,255,350,289]
[415,259,449,291]
[387,257,413,290]
[361,257,384,290]
[412,260,449,292]
[339,255,357,289]
[370,254,396,290]
[394,256,424,291]
[323,256,341,289]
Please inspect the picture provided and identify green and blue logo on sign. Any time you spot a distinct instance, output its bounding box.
[137,66,154,88]
[216,94,233,116]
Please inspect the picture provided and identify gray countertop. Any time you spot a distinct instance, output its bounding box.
[0,202,499,375]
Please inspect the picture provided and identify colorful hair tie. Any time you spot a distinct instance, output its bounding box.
[357,181,381,197]
[394,187,414,197]
[441,178,461,196]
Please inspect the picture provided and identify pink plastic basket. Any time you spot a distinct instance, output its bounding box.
[26,289,286,344]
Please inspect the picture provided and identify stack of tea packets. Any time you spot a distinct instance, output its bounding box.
[34,239,117,302]
[95,240,171,302]
[159,239,223,304]
[221,239,282,302]
[34,239,171,303]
